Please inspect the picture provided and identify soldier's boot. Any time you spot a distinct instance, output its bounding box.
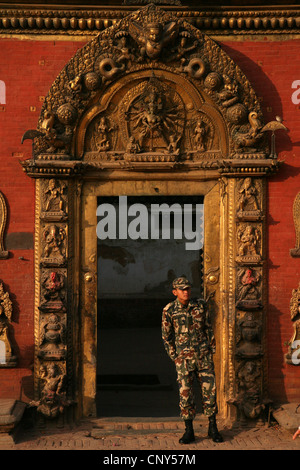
[179,419,195,444]
[208,414,223,443]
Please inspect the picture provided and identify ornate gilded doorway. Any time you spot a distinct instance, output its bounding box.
[22,4,280,421]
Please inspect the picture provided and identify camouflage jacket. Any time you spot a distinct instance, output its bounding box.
[161,298,216,364]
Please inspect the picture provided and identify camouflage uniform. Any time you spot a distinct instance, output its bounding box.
[162,280,218,421]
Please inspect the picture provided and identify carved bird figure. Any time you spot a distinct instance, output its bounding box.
[260,116,288,158]
[261,116,288,133]
[21,129,44,144]
[21,129,44,161]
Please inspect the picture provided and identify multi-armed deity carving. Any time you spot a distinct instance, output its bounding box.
[31,362,69,419]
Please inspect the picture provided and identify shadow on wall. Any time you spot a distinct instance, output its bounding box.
[267,304,288,404]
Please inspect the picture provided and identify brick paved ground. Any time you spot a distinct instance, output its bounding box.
[1,416,299,452]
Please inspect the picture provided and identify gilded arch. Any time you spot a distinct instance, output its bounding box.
[31,3,269,164]
[21,4,284,421]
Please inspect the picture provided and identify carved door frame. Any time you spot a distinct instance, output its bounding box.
[22,4,281,421]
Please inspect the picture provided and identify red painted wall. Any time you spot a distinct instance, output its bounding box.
[0,39,85,401]
[0,36,299,404]
[221,39,300,403]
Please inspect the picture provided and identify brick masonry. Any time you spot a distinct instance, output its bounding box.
[0,36,300,404]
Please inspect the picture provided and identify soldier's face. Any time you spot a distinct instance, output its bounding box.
[173,287,191,305]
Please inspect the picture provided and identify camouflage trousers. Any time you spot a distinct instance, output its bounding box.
[176,353,218,420]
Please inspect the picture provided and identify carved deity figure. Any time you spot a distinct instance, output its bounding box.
[115,35,134,64]
[167,134,181,154]
[238,178,259,214]
[236,312,262,358]
[126,77,181,152]
[125,136,141,154]
[35,363,67,418]
[68,75,82,96]
[236,267,261,309]
[129,20,179,60]
[44,179,66,214]
[235,360,265,420]
[43,225,66,261]
[217,74,239,108]
[96,117,112,151]
[194,119,207,152]
[237,224,261,261]
[40,271,65,312]
[167,32,198,65]
[39,314,66,360]
[41,111,73,154]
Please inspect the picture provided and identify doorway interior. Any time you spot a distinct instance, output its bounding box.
[96,195,204,417]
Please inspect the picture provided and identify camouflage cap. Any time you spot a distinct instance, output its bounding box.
[172,276,192,290]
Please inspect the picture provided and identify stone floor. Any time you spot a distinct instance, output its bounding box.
[2,415,300,451]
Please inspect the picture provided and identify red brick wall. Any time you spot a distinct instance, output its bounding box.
[0,39,85,401]
[0,36,299,404]
[221,39,300,403]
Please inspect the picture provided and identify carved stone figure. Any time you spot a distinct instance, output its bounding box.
[115,34,135,64]
[0,283,17,367]
[237,178,261,219]
[167,31,198,64]
[42,224,66,266]
[129,18,179,60]
[236,267,262,310]
[217,75,239,108]
[236,224,261,263]
[236,312,262,358]
[34,363,68,418]
[124,76,184,152]
[125,136,141,154]
[40,110,74,154]
[167,134,181,154]
[40,270,66,312]
[95,117,112,151]
[285,282,300,365]
[38,314,66,360]
[42,179,67,220]
[194,119,207,152]
[232,112,265,153]
[68,75,83,96]
[231,360,267,420]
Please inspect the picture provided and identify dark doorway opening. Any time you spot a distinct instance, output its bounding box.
[96,196,204,417]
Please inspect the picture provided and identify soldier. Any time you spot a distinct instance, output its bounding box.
[162,276,223,444]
